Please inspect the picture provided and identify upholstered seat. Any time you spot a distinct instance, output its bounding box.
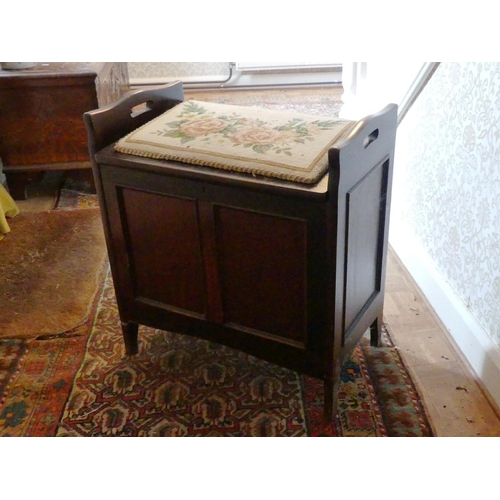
[115,100,356,184]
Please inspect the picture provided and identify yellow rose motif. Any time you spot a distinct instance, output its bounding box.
[230,127,281,145]
[179,117,227,137]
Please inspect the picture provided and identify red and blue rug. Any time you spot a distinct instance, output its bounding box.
[0,88,433,437]
[0,267,433,437]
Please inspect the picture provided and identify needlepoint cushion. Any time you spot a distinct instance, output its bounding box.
[114,100,356,184]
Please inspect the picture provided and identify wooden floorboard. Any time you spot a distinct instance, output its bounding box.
[385,247,500,436]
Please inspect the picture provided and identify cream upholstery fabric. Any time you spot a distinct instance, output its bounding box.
[115,100,356,184]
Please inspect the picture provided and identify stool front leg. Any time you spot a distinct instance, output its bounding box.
[369,313,383,347]
[121,321,139,355]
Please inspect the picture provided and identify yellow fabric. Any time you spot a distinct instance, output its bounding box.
[0,183,20,241]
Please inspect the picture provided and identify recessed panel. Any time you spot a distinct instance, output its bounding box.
[119,187,206,315]
[215,206,307,343]
[344,161,387,333]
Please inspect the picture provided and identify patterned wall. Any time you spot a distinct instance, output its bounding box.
[127,62,230,79]
[395,62,500,347]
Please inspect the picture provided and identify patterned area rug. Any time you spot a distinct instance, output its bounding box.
[0,209,107,339]
[56,177,99,210]
[0,89,433,437]
[188,88,345,117]
[0,268,433,437]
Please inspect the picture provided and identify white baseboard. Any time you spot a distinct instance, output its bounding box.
[129,75,232,86]
[389,224,500,408]
[129,69,342,89]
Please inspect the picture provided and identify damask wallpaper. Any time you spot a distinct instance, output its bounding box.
[395,62,500,348]
[127,62,230,79]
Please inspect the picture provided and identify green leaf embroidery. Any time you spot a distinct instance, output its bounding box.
[146,101,344,156]
[182,101,207,115]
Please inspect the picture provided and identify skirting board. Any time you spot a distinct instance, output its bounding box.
[389,224,500,408]
[129,69,342,89]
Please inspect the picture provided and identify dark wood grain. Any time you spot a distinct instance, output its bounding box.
[119,187,207,316]
[215,205,307,343]
[0,62,129,198]
[197,200,224,323]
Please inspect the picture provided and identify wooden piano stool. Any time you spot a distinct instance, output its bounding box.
[84,81,397,420]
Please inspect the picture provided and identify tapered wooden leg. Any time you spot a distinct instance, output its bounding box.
[324,378,340,422]
[121,321,139,355]
[324,353,343,421]
[370,313,383,347]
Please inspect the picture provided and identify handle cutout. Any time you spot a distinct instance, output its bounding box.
[363,129,379,148]
[131,101,153,118]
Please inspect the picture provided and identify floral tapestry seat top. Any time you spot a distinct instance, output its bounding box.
[114,100,357,184]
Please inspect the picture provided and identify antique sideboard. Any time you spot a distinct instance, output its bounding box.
[0,62,129,198]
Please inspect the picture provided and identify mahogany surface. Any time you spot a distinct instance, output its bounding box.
[0,62,129,198]
[84,82,397,420]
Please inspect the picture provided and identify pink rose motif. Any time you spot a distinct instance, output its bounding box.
[277,129,301,144]
[230,127,280,145]
[179,117,227,137]
[306,124,321,135]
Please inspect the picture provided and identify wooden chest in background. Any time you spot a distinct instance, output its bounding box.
[0,62,129,198]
